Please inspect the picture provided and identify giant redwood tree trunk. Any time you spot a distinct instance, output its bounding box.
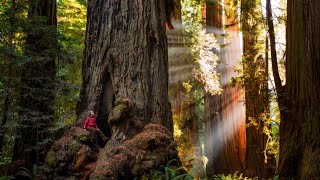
[74,0,176,178]
[42,1,176,179]
[77,0,172,135]
[278,0,320,179]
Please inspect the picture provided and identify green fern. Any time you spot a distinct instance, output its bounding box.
[213,171,257,180]
[147,159,193,180]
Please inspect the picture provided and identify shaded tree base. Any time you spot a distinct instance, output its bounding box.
[41,124,177,179]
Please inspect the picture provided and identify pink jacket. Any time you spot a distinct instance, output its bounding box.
[83,117,98,129]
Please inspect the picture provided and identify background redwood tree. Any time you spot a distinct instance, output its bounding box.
[205,0,246,176]
[11,0,57,171]
[242,0,275,177]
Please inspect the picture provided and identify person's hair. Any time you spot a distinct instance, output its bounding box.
[88,111,94,117]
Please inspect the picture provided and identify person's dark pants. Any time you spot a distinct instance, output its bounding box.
[87,127,108,143]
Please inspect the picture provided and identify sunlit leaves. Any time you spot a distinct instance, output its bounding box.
[55,0,86,124]
[181,0,204,31]
[193,31,222,95]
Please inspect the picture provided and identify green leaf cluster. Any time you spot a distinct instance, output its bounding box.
[213,171,256,180]
[0,0,86,175]
[55,0,86,124]
[141,159,193,180]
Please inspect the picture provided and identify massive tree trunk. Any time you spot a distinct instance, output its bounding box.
[74,0,175,178]
[205,0,246,177]
[12,0,57,171]
[77,0,172,135]
[42,1,176,179]
[278,0,320,179]
[241,0,275,177]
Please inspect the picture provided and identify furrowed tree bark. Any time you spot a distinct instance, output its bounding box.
[12,0,57,172]
[41,1,176,179]
[77,0,172,138]
[74,0,175,178]
[278,0,320,179]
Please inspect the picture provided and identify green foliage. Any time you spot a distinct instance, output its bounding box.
[171,0,203,172]
[55,0,86,124]
[181,0,204,32]
[193,32,222,95]
[0,0,86,174]
[0,0,31,174]
[265,102,280,165]
[181,0,222,95]
[246,112,280,166]
[214,173,280,180]
[0,175,14,180]
[147,159,193,180]
[232,0,283,168]
[0,155,11,167]
[45,150,57,167]
[173,80,209,178]
[75,0,88,6]
[171,1,222,178]
[213,171,257,180]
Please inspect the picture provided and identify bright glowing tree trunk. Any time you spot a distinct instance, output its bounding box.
[205,0,246,176]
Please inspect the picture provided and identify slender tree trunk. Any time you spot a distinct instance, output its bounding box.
[278,0,320,179]
[266,0,286,122]
[266,0,283,95]
[12,0,57,171]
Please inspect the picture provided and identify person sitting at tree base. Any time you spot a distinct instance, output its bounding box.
[83,111,108,145]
